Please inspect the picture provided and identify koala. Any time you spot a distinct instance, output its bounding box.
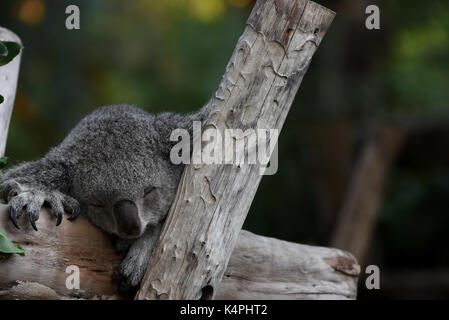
[0,104,209,292]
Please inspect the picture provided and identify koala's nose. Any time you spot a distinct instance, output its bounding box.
[113,199,142,238]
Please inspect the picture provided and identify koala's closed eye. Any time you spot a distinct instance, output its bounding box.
[143,187,156,198]
[90,203,106,209]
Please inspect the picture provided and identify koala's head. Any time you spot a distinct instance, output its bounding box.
[71,152,184,239]
[60,104,198,239]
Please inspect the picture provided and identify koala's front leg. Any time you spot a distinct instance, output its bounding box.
[0,158,80,230]
[115,223,163,293]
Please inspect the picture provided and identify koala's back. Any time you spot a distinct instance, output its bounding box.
[50,105,166,164]
[42,105,183,200]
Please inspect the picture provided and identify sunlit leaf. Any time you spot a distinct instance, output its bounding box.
[17,0,46,25]
[0,230,25,257]
[191,0,225,22]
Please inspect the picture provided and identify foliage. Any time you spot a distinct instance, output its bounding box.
[0,41,22,67]
[0,230,25,261]
[0,156,8,171]
[0,158,18,261]
[0,41,8,56]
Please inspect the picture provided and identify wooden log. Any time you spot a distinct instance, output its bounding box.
[217,230,359,300]
[0,27,22,157]
[0,204,359,300]
[136,0,335,300]
[0,205,121,299]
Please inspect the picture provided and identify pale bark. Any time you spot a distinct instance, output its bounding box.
[136,0,335,300]
[0,27,22,157]
[0,205,359,300]
[217,230,359,300]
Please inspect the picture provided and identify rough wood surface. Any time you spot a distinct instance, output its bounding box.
[0,27,22,157]
[0,204,359,300]
[0,205,122,298]
[136,0,335,300]
[217,230,359,300]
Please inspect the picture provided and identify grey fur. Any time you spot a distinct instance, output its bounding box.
[0,104,209,291]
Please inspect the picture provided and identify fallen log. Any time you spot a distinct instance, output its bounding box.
[219,230,359,300]
[0,204,359,300]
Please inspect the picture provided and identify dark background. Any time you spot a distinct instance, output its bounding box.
[1,0,448,299]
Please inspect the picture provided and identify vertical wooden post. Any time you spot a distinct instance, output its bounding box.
[136,0,335,300]
[0,27,22,157]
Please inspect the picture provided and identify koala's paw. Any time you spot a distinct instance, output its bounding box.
[113,237,135,254]
[1,180,80,231]
[114,248,151,294]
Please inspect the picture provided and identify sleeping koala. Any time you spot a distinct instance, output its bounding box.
[0,104,208,292]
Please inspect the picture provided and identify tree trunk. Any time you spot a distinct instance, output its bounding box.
[0,27,22,157]
[0,205,359,300]
[136,0,335,300]
[331,124,405,263]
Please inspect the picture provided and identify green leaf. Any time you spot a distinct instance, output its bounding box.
[0,42,22,67]
[0,41,8,56]
[0,156,8,169]
[0,94,3,105]
[0,230,25,256]
[0,253,10,261]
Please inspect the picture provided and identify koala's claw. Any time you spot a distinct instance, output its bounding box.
[3,185,11,202]
[9,206,19,229]
[2,180,81,230]
[3,182,20,203]
[67,202,81,221]
[56,211,63,226]
[28,210,38,231]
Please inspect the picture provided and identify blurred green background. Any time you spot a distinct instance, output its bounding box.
[1,0,448,299]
